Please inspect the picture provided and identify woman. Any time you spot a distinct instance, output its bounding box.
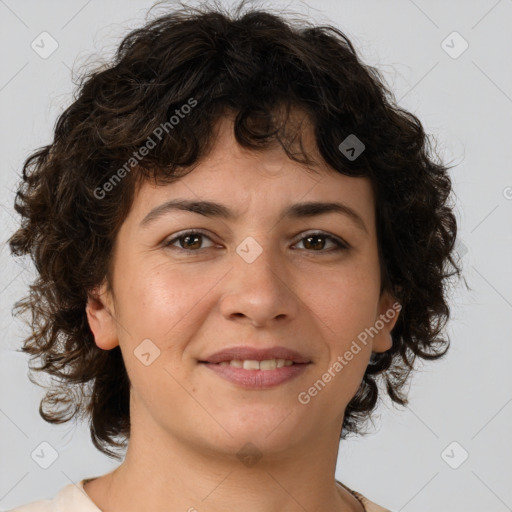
[7,1,461,511]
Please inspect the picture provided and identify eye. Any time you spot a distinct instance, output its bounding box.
[163,229,349,254]
[292,231,349,253]
[163,230,216,252]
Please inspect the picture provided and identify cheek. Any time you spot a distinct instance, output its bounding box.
[114,267,207,403]
[303,258,379,394]
[307,261,380,335]
[116,263,220,350]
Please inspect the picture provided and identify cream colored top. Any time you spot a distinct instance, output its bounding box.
[337,480,392,512]
[8,479,392,511]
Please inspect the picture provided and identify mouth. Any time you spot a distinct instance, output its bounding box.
[198,358,305,370]
[199,358,311,389]
[198,345,312,388]
[200,345,312,365]
[199,360,311,389]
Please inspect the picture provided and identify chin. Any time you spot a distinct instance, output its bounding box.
[220,415,307,451]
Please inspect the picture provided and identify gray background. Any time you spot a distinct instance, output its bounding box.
[1,0,511,510]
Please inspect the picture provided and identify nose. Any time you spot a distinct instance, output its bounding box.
[219,241,299,328]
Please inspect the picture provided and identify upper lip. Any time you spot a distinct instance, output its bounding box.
[200,345,312,364]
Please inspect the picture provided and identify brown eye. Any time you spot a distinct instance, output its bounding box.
[294,232,349,253]
[164,230,214,251]
[163,230,349,255]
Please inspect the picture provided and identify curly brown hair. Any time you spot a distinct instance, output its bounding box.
[8,0,463,460]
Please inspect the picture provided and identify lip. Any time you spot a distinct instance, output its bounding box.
[200,345,312,364]
[201,361,311,389]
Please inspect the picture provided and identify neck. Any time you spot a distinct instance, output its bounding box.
[83,408,363,511]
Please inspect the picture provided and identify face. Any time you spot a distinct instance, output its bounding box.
[86,115,399,458]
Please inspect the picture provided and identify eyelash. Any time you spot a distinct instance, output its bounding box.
[163,229,349,255]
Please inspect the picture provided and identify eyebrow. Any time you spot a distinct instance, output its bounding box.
[139,199,368,233]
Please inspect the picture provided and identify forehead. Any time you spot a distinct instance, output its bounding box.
[129,114,375,229]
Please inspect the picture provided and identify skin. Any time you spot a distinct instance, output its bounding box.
[85,113,399,512]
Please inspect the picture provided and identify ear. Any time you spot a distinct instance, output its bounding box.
[371,289,401,353]
[85,280,119,350]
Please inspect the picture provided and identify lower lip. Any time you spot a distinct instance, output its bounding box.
[201,362,310,389]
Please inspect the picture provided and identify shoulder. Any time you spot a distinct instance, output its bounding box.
[7,480,100,512]
[337,480,393,512]
[351,489,393,512]
[5,500,52,512]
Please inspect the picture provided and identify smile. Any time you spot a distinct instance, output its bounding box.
[215,359,294,370]
[200,360,311,388]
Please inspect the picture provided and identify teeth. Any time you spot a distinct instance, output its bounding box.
[243,359,260,370]
[259,359,276,370]
[217,359,294,370]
